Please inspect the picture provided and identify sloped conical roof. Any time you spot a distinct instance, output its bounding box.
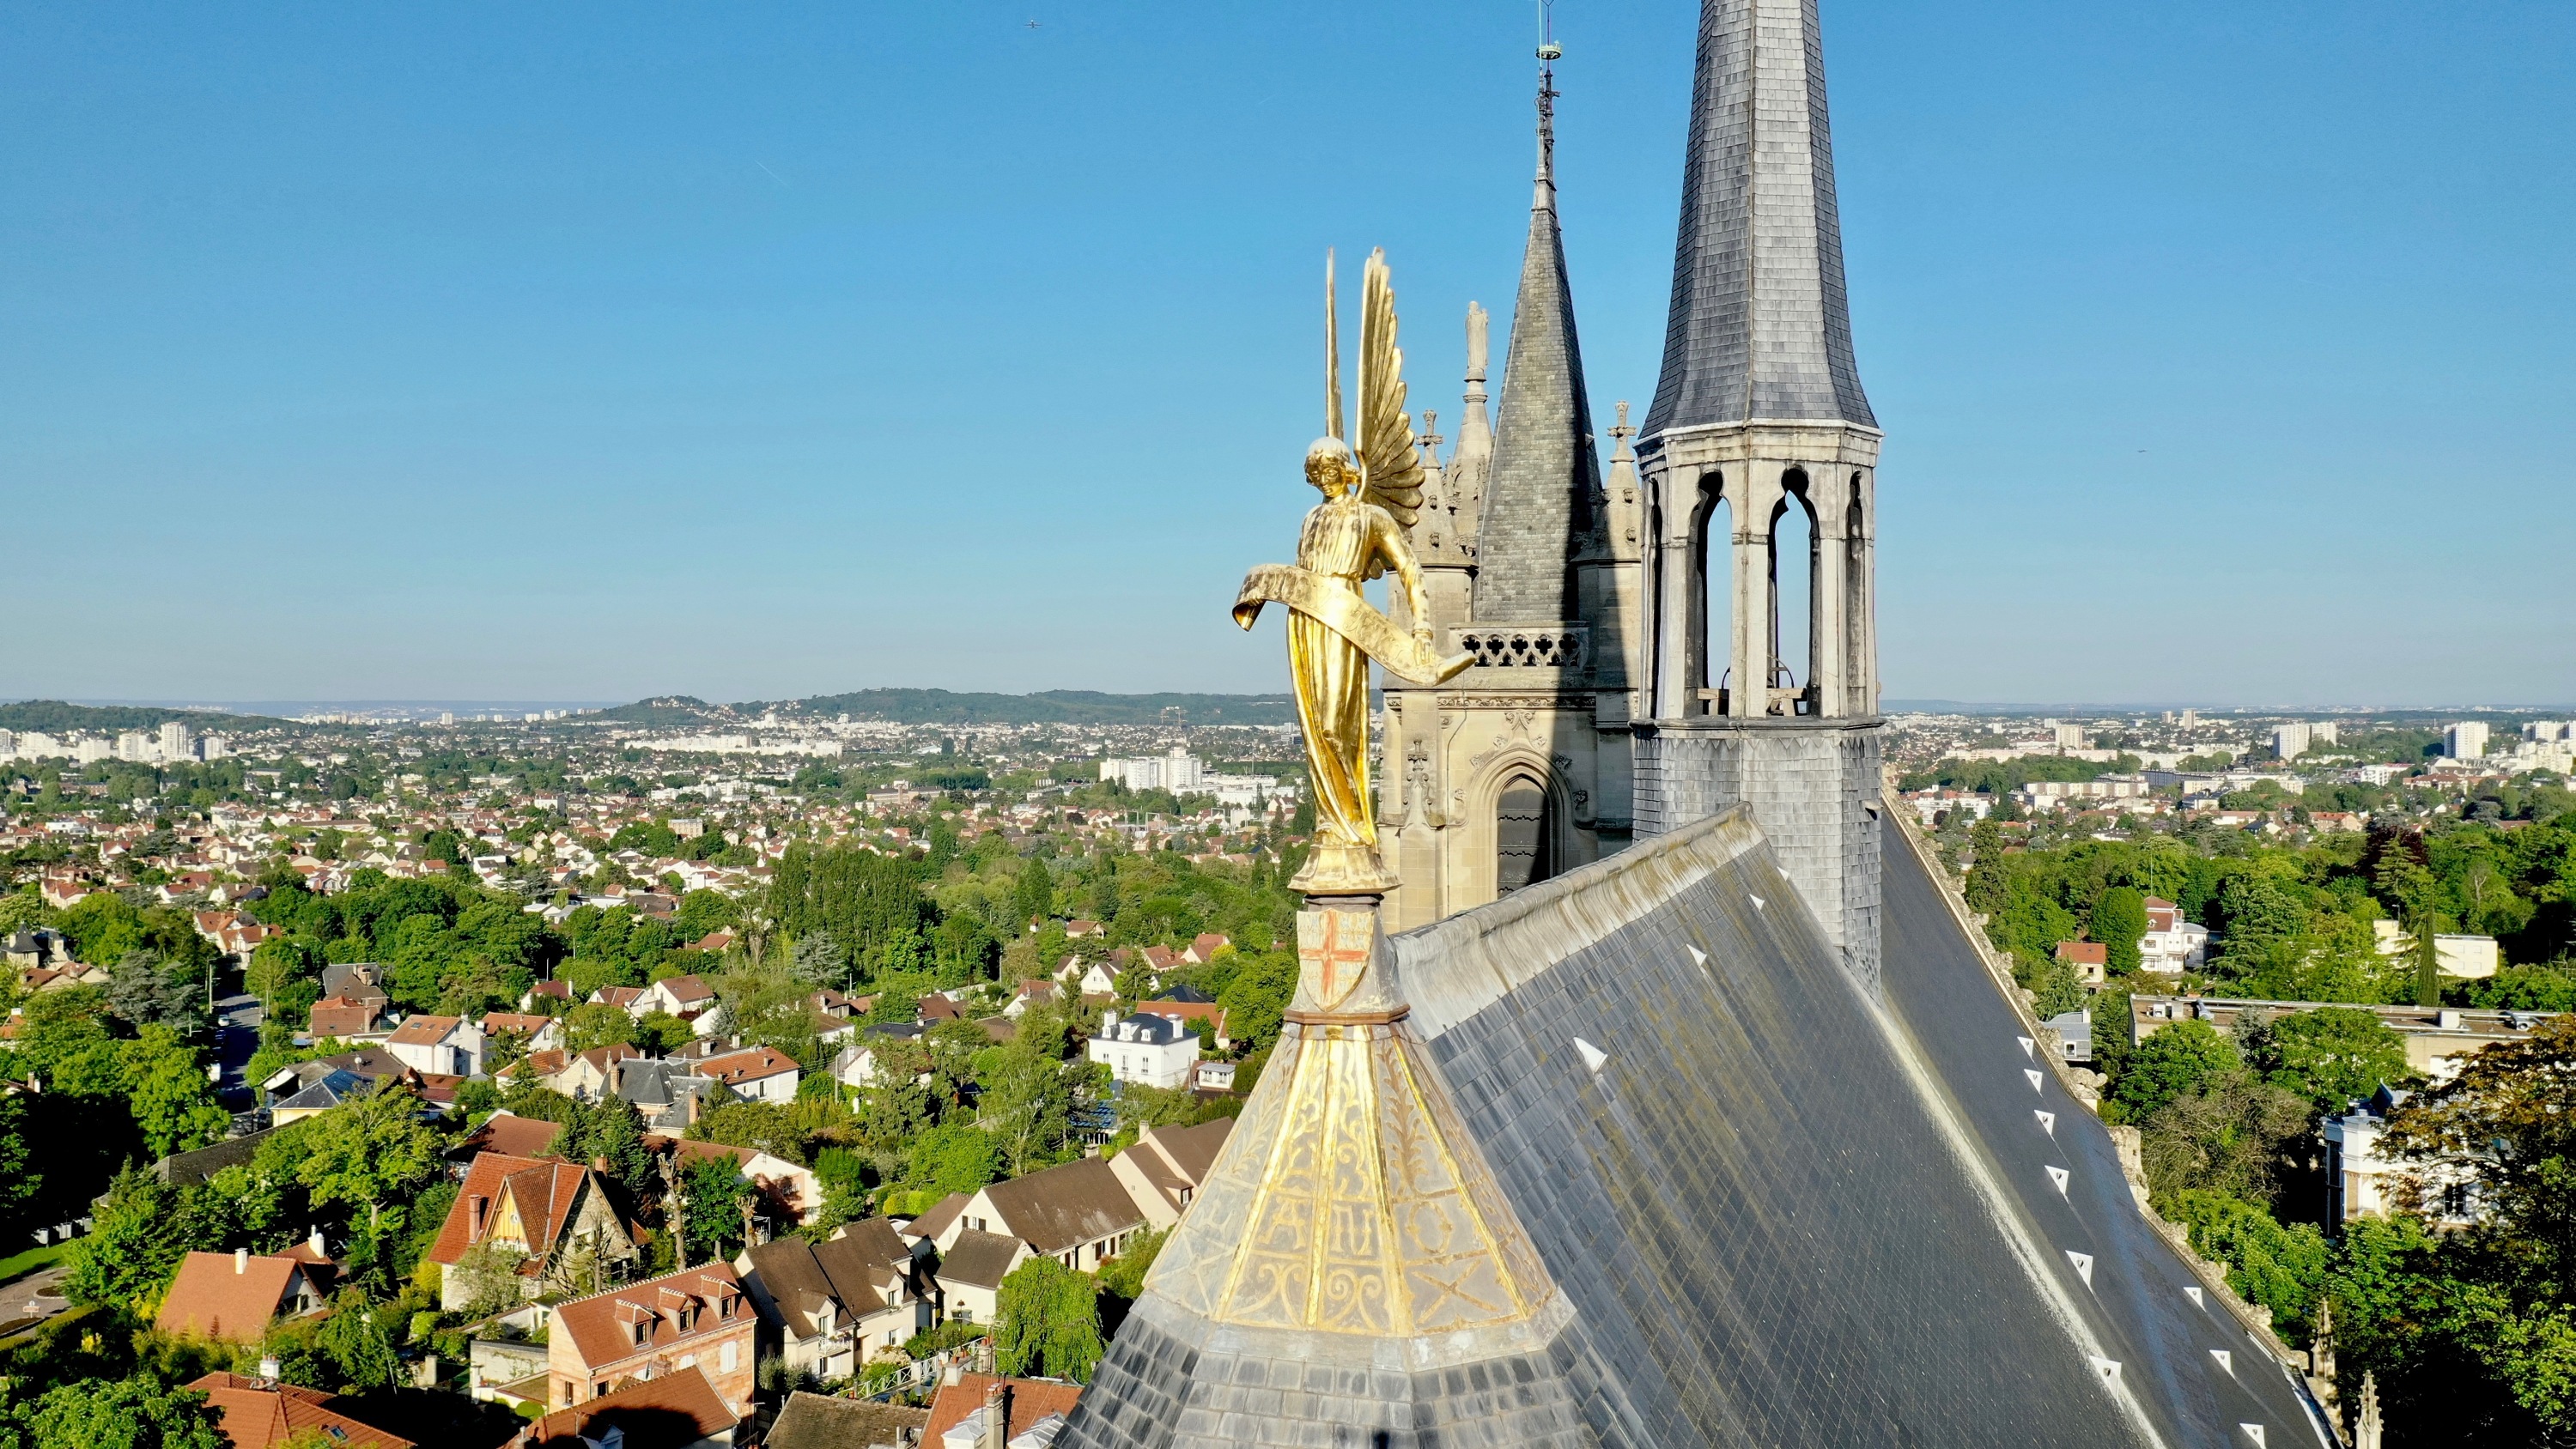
[1643,0,1875,433]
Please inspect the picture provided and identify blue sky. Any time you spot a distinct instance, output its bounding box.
[4,1,2570,707]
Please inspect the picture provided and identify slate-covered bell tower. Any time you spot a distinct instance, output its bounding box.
[1631,0,1886,992]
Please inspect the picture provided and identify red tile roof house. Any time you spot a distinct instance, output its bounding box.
[512,1362,740,1449]
[547,1267,758,1421]
[924,1374,1084,1449]
[522,979,575,1012]
[2055,941,2109,985]
[186,1372,416,1449]
[695,1046,799,1105]
[385,1013,487,1077]
[155,1248,330,1343]
[1182,932,1232,964]
[637,974,722,1035]
[306,995,388,1041]
[428,1152,637,1312]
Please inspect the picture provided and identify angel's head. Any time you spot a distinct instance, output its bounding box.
[1305,437,1358,498]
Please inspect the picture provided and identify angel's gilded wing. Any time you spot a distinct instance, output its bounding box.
[1354,249,1422,531]
[1324,250,1344,443]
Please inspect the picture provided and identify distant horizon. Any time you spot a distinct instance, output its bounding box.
[9,691,2573,720]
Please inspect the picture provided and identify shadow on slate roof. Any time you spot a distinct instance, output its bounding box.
[1059,805,2331,1449]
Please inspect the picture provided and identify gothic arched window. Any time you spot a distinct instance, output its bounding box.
[1496,775,1554,895]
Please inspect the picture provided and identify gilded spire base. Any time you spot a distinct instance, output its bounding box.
[1287,834,1402,900]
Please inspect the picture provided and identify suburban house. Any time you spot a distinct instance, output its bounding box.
[1087,1011,1200,1088]
[386,1013,487,1077]
[2053,941,2107,985]
[428,1152,637,1311]
[185,1372,415,1449]
[2140,898,2212,973]
[605,1057,725,1131]
[637,973,722,1034]
[513,1362,740,1449]
[155,1248,330,1343]
[1105,1119,1234,1225]
[306,995,390,1041]
[929,1228,1024,1327]
[831,1023,928,1089]
[479,1011,564,1054]
[526,1043,644,1100]
[520,979,574,1013]
[948,1157,1151,1272]
[1182,933,1231,964]
[1002,980,1062,1020]
[548,1267,758,1418]
[2324,1083,2486,1229]
[319,961,391,1009]
[589,985,647,1014]
[734,1218,935,1379]
[924,1375,1084,1449]
[696,1046,800,1104]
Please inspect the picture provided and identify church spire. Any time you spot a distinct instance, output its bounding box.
[1470,44,1601,624]
[1643,0,1874,433]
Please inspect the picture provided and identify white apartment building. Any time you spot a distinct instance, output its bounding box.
[2324,1086,2483,1228]
[1099,747,1206,795]
[2271,721,2339,760]
[2444,721,2490,758]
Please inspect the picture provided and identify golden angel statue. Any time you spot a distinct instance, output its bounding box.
[1234,249,1473,895]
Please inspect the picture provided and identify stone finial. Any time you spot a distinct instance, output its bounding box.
[1465,302,1489,384]
[2354,1371,2382,1449]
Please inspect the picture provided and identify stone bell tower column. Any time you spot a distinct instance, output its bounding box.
[1632,0,1886,993]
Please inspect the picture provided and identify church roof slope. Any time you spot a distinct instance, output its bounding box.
[1643,0,1875,433]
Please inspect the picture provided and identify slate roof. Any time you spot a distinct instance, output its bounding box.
[1059,809,2333,1448]
[271,1068,369,1114]
[186,1373,415,1449]
[902,1192,970,1244]
[980,1158,1146,1255]
[742,1230,898,1339]
[1643,0,1874,433]
[1473,74,1601,625]
[935,1229,1024,1291]
[519,1363,738,1449]
[152,1126,270,1187]
[764,1391,929,1449]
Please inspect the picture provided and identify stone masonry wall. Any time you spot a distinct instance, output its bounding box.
[1634,718,1881,995]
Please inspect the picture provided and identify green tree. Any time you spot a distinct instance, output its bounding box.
[680,1155,753,1264]
[312,1290,404,1390]
[21,1377,227,1449]
[2261,1007,2416,1118]
[993,1256,1105,1384]
[2111,1019,2240,1123]
[2161,1190,2330,1339]
[125,1027,231,1160]
[1094,1225,1168,1303]
[686,1100,807,1165]
[292,1081,440,1233]
[64,1168,197,1313]
[0,1094,39,1249]
[562,1001,641,1054]
[2090,886,2148,976]
[905,1124,1000,1197]
[1216,950,1297,1054]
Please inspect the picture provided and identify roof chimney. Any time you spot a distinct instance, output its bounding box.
[981,1379,1012,1449]
[308,1228,326,1258]
[234,1247,248,1276]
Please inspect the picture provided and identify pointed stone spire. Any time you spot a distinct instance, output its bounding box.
[1472,52,1601,623]
[1643,0,1874,433]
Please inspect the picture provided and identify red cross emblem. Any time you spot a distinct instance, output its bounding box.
[1300,910,1372,1009]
